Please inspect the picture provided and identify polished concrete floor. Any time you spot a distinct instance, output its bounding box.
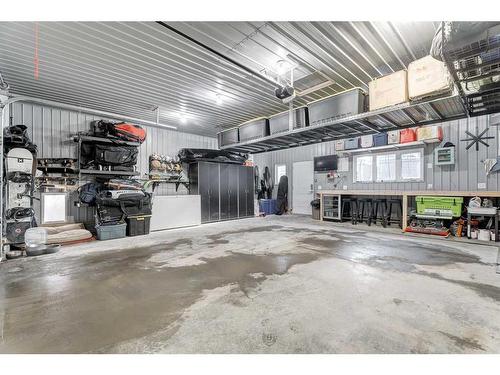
[1,215,500,353]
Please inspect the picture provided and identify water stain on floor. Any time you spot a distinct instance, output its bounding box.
[1,221,498,353]
[0,241,321,353]
[439,331,485,351]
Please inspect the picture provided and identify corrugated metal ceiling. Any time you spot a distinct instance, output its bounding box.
[0,21,439,137]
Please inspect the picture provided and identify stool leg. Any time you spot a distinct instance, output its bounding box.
[351,201,358,225]
[397,201,402,228]
[384,203,392,226]
[381,202,387,228]
[372,201,378,225]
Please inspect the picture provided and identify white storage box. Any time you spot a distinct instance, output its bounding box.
[387,130,400,144]
[417,125,443,142]
[369,70,408,111]
[334,139,345,151]
[408,55,453,100]
[360,135,374,148]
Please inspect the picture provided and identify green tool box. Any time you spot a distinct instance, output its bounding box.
[415,196,464,217]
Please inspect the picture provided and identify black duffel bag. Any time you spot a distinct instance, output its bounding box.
[96,191,152,225]
[82,143,138,167]
[3,125,38,155]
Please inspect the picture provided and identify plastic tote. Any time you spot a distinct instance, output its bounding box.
[126,215,152,236]
[96,223,127,240]
[360,135,374,148]
[344,137,360,150]
[373,133,388,146]
[387,130,400,144]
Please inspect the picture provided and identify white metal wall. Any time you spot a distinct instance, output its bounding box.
[9,101,217,224]
[254,113,500,210]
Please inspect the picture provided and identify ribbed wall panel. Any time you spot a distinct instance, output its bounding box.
[9,101,217,224]
[254,114,498,210]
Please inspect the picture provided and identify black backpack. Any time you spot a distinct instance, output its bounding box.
[78,182,103,206]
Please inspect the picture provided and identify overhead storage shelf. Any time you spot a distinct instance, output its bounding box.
[340,140,440,154]
[220,94,466,154]
[443,29,500,117]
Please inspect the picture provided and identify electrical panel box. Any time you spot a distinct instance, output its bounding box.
[434,147,455,166]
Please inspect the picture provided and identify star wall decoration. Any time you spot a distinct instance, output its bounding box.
[460,125,494,151]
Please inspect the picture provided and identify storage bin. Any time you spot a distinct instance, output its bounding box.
[269,107,309,135]
[400,128,417,143]
[387,130,400,144]
[408,55,453,100]
[259,199,277,215]
[360,135,374,148]
[373,132,388,146]
[369,70,409,111]
[417,126,443,142]
[96,223,127,240]
[126,215,151,236]
[415,196,463,217]
[308,88,365,126]
[335,139,345,151]
[239,118,269,142]
[344,137,359,150]
[478,229,490,241]
[218,128,239,147]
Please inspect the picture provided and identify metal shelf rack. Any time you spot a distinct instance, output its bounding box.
[74,134,140,178]
[220,93,466,154]
[443,28,500,117]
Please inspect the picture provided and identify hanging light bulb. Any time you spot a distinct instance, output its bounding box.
[276,59,287,75]
[216,94,223,105]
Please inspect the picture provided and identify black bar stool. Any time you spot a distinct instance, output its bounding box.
[341,197,357,224]
[371,198,387,227]
[384,198,403,228]
[357,198,373,225]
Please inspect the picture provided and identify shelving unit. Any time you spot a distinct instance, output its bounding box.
[79,169,139,176]
[74,134,140,178]
[443,27,500,117]
[220,93,466,154]
[339,139,440,154]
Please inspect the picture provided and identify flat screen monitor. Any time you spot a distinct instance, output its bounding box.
[314,155,338,171]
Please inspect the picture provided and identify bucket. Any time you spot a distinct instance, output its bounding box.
[491,231,496,241]
[478,229,490,241]
[471,230,478,239]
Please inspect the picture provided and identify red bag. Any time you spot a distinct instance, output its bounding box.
[110,123,147,143]
[400,128,417,143]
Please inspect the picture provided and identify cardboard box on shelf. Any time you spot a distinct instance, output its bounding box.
[368,70,408,111]
[408,55,453,100]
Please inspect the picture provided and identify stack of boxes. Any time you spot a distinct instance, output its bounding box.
[332,55,450,152]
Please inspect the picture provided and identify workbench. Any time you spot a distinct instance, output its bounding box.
[318,190,500,231]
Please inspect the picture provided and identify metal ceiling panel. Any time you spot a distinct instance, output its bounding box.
[0,21,438,137]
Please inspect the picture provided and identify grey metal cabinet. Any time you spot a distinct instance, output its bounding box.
[189,162,254,223]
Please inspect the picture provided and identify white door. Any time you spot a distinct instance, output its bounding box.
[292,161,314,215]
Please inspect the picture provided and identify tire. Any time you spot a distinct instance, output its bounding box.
[6,251,24,260]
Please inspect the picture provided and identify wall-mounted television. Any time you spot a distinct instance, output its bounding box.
[314,155,338,172]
